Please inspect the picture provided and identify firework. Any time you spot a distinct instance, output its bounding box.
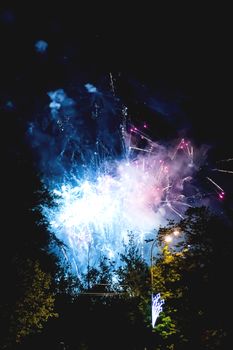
[28,81,228,276]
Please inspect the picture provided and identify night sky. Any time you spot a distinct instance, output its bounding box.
[1,7,233,350]
[1,4,232,214]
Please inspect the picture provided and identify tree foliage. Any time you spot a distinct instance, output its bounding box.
[1,259,57,348]
[152,207,233,349]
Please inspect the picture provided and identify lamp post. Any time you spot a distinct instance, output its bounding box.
[150,235,157,292]
[150,228,180,328]
[150,234,164,328]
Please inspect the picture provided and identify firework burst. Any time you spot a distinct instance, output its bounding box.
[28,80,230,275]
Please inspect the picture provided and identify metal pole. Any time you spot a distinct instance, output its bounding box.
[150,236,157,292]
[150,236,157,328]
[87,242,90,290]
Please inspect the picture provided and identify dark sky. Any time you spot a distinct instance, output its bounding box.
[1,5,232,183]
[1,5,232,132]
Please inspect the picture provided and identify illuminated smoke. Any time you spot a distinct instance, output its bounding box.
[85,83,98,93]
[34,40,48,53]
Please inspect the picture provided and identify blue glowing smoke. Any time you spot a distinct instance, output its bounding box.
[35,40,48,53]
[28,82,208,275]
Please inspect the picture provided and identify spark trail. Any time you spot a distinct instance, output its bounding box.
[212,158,233,174]
[212,169,233,174]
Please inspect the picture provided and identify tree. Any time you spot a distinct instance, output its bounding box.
[153,207,233,349]
[1,259,58,348]
[151,243,185,349]
[117,232,150,298]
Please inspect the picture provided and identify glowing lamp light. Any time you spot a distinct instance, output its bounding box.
[164,235,173,243]
[173,230,180,236]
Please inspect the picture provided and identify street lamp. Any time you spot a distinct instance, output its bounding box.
[164,229,180,244]
[150,228,180,328]
[150,235,157,290]
[164,234,173,243]
[150,234,164,328]
[173,229,180,236]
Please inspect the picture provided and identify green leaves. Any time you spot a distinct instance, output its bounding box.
[154,313,177,338]
[10,259,58,344]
